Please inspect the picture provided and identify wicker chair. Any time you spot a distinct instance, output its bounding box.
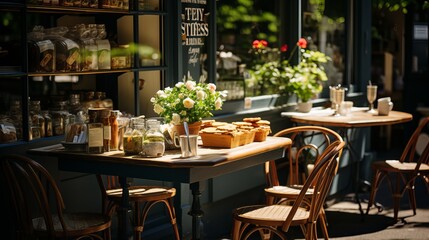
[97,175,180,240]
[232,141,344,240]
[1,154,112,240]
[264,126,344,239]
[366,116,429,221]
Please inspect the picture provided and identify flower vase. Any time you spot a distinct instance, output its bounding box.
[296,101,312,113]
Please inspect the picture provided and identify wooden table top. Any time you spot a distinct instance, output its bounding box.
[28,136,291,168]
[282,107,413,128]
[28,137,291,183]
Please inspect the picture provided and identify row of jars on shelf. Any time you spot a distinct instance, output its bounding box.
[27,0,158,11]
[0,90,112,143]
[28,24,132,73]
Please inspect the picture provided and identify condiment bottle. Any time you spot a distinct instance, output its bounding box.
[42,111,53,137]
[109,110,119,151]
[102,110,111,152]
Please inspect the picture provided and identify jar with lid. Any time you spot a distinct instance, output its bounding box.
[64,112,87,144]
[69,93,82,115]
[52,37,80,72]
[27,39,55,72]
[30,100,46,138]
[9,100,22,140]
[123,117,145,155]
[143,119,165,157]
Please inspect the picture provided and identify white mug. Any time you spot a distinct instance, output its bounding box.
[378,97,393,116]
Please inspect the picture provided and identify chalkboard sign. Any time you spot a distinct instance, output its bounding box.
[181,0,209,83]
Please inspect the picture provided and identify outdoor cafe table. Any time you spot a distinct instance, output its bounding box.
[28,136,291,240]
[281,107,413,216]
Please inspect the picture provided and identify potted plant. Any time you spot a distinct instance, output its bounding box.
[282,38,331,112]
[150,78,225,135]
[247,40,287,95]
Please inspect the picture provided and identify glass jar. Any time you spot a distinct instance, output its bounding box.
[64,112,87,144]
[30,100,46,138]
[143,119,165,157]
[123,117,145,155]
[9,100,22,140]
[69,94,82,115]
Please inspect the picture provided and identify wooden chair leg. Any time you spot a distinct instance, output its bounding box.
[393,173,402,220]
[407,185,417,216]
[318,210,329,240]
[134,202,142,240]
[366,170,382,214]
[166,198,181,240]
[232,219,242,240]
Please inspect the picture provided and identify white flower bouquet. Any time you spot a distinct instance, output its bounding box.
[151,80,225,125]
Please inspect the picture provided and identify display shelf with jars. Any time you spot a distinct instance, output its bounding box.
[0,0,170,148]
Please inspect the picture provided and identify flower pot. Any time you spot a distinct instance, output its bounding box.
[296,101,312,113]
[167,121,202,150]
[172,121,202,136]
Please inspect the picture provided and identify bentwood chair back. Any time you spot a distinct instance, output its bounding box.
[267,126,343,188]
[96,175,180,240]
[1,154,111,240]
[232,141,344,240]
[366,116,429,221]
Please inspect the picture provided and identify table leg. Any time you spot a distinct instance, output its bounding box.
[118,176,132,240]
[188,182,204,240]
[340,128,365,218]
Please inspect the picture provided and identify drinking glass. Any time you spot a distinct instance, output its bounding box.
[333,88,345,117]
[367,85,377,113]
[329,86,336,109]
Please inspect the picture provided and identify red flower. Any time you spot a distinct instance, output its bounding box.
[252,39,268,49]
[297,38,307,48]
[280,44,288,52]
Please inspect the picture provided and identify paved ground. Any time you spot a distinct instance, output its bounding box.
[280,178,429,240]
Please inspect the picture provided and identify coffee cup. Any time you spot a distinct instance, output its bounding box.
[178,135,198,158]
[339,101,353,116]
[377,97,393,116]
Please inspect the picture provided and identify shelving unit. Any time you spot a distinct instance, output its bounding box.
[0,0,172,148]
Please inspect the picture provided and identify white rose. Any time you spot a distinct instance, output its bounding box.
[153,104,164,114]
[208,83,216,93]
[215,98,222,110]
[175,82,184,88]
[196,90,206,100]
[185,81,196,90]
[172,113,181,125]
[150,97,155,103]
[178,93,184,99]
[157,90,167,98]
[183,97,195,109]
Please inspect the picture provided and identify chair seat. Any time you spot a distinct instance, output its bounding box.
[373,160,429,172]
[265,185,314,199]
[105,186,176,202]
[33,213,111,237]
[234,205,309,227]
